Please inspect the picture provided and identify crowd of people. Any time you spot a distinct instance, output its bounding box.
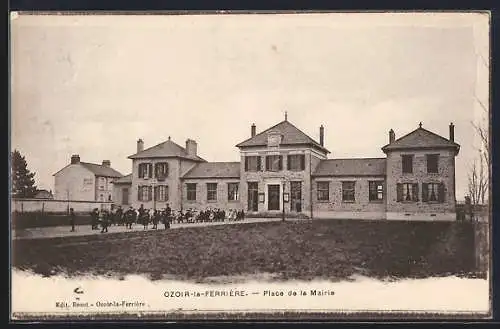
[85,204,246,233]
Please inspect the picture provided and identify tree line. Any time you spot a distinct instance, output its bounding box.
[11,149,38,198]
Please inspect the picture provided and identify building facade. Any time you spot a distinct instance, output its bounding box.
[113,119,460,221]
[53,155,123,202]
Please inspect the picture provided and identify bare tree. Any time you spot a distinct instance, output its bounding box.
[467,45,490,206]
[467,153,488,205]
[469,94,490,205]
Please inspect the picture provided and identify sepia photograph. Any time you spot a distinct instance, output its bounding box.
[9,11,491,320]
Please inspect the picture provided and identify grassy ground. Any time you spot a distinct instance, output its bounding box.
[11,219,482,282]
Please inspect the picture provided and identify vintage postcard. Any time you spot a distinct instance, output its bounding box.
[9,11,491,320]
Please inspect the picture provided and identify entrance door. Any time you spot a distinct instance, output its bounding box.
[268,185,280,211]
[290,181,302,212]
[122,188,129,205]
[248,182,258,212]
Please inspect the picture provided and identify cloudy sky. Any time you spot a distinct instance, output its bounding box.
[10,12,489,200]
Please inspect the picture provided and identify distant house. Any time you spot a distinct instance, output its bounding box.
[33,189,54,199]
[53,155,123,202]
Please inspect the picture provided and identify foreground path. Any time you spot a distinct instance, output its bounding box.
[13,217,290,240]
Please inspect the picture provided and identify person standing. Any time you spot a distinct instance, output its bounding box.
[90,208,99,230]
[100,210,109,233]
[165,204,172,229]
[152,210,159,229]
[69,208,76,232]
[116,206,123,226]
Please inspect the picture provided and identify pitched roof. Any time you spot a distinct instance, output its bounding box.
[112,173,132,184]
[80,162,123,178]
[128,139,206,161]
[34,190,53,199]
[313,158,386,177]
[182,162,240,179]
[236,120,330,153]
[382,127,460,154]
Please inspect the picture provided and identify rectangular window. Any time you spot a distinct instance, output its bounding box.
[207,183,218,201]
[155,185,169,202]
[248,182,258,211]
[402,155,414,174]
[290,181,302,212]
[397,183,419,202]
[245,156,261,172]
[265,155,283,171]
[426,154,439,173]
[122,188,129,205]
[422,182,445,203]
[369,181,384,201]
[287,154,305,171]
[138,163,153,178]
[228,183,239,201]
[342,181,356,202]
[138,185,152,201]
[186,183,197,201]
[317,182,330,201]
[155,162,169,180]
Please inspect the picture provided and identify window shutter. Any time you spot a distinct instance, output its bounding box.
[138,186,142,201]
[438,183,445,203]
[396,183,403,202]
[287,155,291,170]
[265,156,270,171]
[148,186,153,201]
[412,183,419,202]
[154,186,158,200]
[165,163,169,177]
[138,164,143,178]
[258,156,262,171]
[301,154,305,170]
[244,157,248,171]
[279,156,283,170]
[148,164,153,178]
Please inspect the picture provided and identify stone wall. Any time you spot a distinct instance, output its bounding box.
[312,176,386,218]
[112,184,131,206]
[11,198,114,213]
[181,178,243,212]
[385,149,456,217]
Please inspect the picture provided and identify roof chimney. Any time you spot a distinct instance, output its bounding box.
[70,154,80,164]
[389,129,395,144]
[102,160,111,167]
[137,139,144,153]
[186,139,197,157]
[251,123,256,137]
[319,125,324,146]
[449,122,455,142]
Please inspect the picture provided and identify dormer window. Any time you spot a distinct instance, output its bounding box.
[267,131,282,147]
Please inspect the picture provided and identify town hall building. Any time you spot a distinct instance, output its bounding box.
[112,117,460,221]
